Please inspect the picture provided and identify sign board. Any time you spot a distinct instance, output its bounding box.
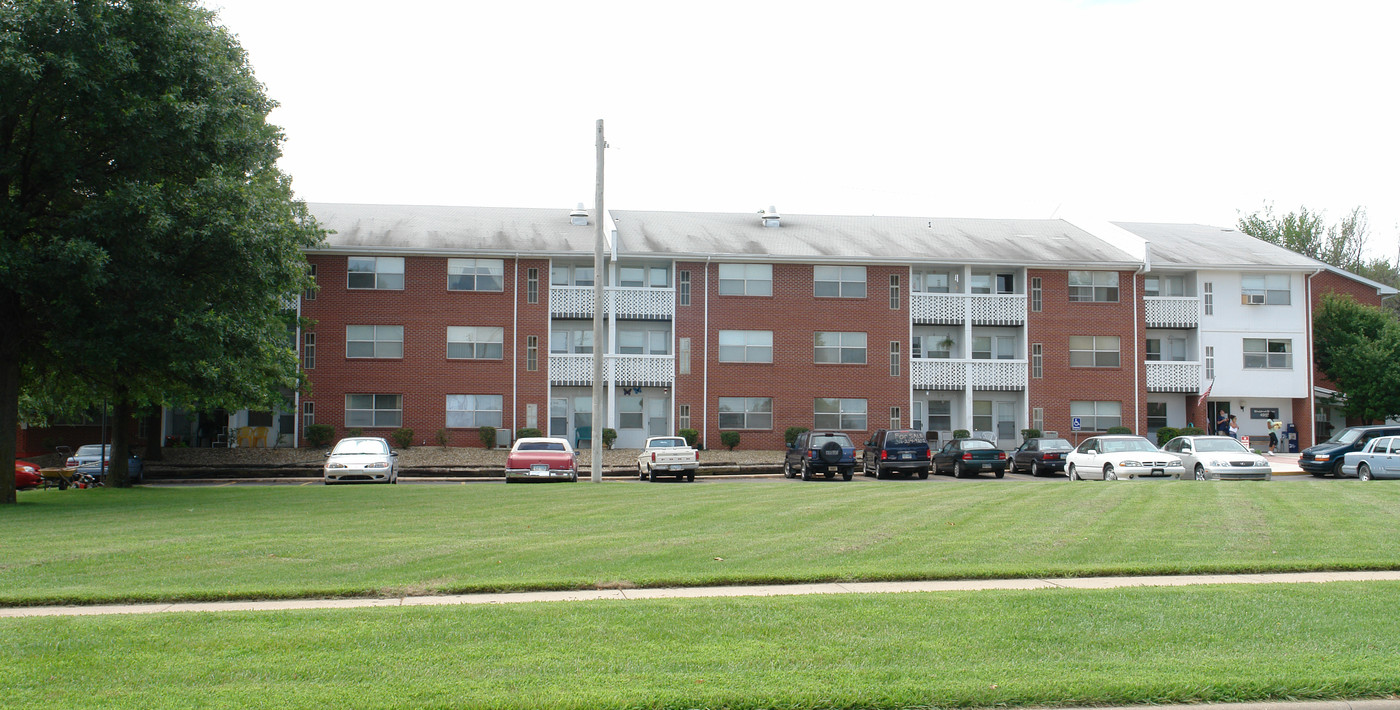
[1071,417,1082,431]
[1250,408,1279,420]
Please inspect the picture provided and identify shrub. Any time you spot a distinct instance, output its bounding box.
[720,431,741,451]
[304,424,335,448]
[516,427,543,440]
[784,426,810,446]
[435,428,449,448]
[347,428,364,438]
[1020,428,1042,441]
[953,429,970,439]
[678,428,699,447]
[478,426,497,449]
[1106,426,1133,435]
[1179,426,1206,437]
[390,427,414,449]
[1155,427,1180,447]
[601,428,617,448]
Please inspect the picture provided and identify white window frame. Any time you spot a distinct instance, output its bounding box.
[814,398,867,430]
[678,337,691,375]
[1068,335,1121,367]
[718,397,773,430]
[1147,401,1168,432]
[345,394,403,428]
[889,341,900,377]
[678,270,691,306]
[815,331,867,364]
[1203,282,1214,316]
[1145,275,1186,297]
[445,394,503,429]
[1030,276,1042,312]
[1031,343,1043,378]
[928,400,952,431]
[346,325,404,359]
[1205,346,1215,380]
[447,326,504,360]
[678,404,691,431]
[971,334,1016,360]
[718,330,773,363]
[717,263,773,296]
[447,258,504,292]
[1069,400,1122,432]
[1243,338,1293,369]
[814,265,867,298]
[303,332,316,369]
[912,270,956,293]
[1145,337,1188,362]
[347,256,404,290]
[1241,274,1291,305]
[302,401,314,429]
[1067,271,1119,302]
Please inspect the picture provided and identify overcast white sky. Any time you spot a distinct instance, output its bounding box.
[205,0,1400,257]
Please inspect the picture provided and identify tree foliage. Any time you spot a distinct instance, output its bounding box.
[1237,204,1372,274]
[1313,293,1400,423]
[0,0,322,500]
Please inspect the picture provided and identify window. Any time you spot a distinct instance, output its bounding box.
[970,272,1014,295]
[618,330,670,356]
[890,341,900,376]
[447,326,504,359]
[678,270,691,306]
[1147,402,1168,432]
[447,258,504,292]
[996,273,1014,294]
[346,325,403,359]
[526,268,539,304]
[1145,275,1186,297]
[1242,274,1291,305]
[649,266,670,288]
[1205,346,1215,380]
[1032,407,1044,432]
[303,332,316,369]
[347,257,404,290]
[718,397,773,430]
[446,395,503,428]
[1146,337,1188,362]
[1031,343,1043,378]
[1031,277,1042,312]
[971,335,1016,360]
[928,401,951,431]
[619,267,646,288]
[678,404,691,431]
[913,334,953,359]
[718,263,772,296]
[1070,401,1121,431]
[302,401,314,429]
[1069,335,1120,367]
[814,398,866,430]
[1067,271,1119,302]
[889,274,900,309]
[679,337,691,375]
[648,330,670,355]
[345,394,402,428]
[305,263,317,301]
[973,401,993,433]
[1204,282,1214,315]
[526,335,538,371]
[912,270,955,293]
[619,396,643,429]
[814,265,867,298]
[814,331,867,364]
[891,407,901,429]
[551,264,593,286]
[551,329,593,354]
[1244,338,1292,369]
[719,330,773,363]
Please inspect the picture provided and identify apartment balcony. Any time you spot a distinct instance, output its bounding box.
[550,286,675,320]
[911,358,1028,391]
[1145,361,1202,393]
[911,293,1026,326]
[1145,296,1200,328]
[549,353,675,387]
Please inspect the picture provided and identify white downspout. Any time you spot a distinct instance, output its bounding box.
[294,289,302,448]
[703,256,711,449]
[512,253,519,442]
[1305,267,1323,448]
[1133,257,1146,436]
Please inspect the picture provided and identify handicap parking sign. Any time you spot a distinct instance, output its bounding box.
[1071,417,1082,431]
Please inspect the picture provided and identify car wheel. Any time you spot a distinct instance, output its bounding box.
[1359,463,1373,481]
[1195,464,1206,481]
[504,478,516,484]
[1067,464,1079,481]
[801,461,813,481]
[1333,461,1347,478]
[994,468,1004,479]
[824,470,835,480]
[1103,464,1117,481]
[570,472,578,482]
[639,465,647,481]
[954,461,966,478]
[842,469,853,481]
[784,461,796,479]
[686,473,695,482]
[1029,461,1040,477]
[918,468,929,479]
[874,464,885,480]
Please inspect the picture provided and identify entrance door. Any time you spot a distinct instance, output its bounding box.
[1207,401,1230,434]
[996,401,1016,446]
[647,399,668,436]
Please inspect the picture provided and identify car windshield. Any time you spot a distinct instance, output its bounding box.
[812,434,853,448]
[518,441,566,452]
[885,431,926,445]
[961,440,996,450]
[1040,439,1072,449]
[1099,437,1158,453]
[1327,428,1364,445]
[74,445,109,457]
[1193,438,1249,453]
[649,438,686,448]
[332,439,389,455]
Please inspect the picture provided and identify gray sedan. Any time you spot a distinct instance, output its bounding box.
[1341,435,1400,480]
[1161,435,1271,481]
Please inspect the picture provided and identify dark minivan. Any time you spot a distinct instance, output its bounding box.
[1300,425,1400,477]
[862,429,932,479]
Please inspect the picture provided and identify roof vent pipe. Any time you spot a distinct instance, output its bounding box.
[761,205,780,228]
[570,202,589,226]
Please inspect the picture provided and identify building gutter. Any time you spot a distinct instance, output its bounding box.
[512,253,519,441]
[1305,266,1324,448]
[1133,247,1148,434]
[703,255,712,450]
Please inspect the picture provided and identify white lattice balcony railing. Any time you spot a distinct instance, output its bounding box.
[911,293,1026,325]
[911,358,1028,391]
[550,286,674,320]
[1146,361,1202,392]
[1145,297,1200,328]
[549,354,675,387]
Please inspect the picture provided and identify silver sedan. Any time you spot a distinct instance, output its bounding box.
[1341,435,1400,480]
[1161,435,1271,481]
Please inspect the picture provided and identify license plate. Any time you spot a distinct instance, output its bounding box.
[669,465,683,471]
[1150,468,1164,476]
[900,453,911,460]
[530,463,549,472]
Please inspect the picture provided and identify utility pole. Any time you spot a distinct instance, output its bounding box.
[591,119,605,483]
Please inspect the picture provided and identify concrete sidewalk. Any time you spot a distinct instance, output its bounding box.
[6,569,1399,619]
[1082,703,1399,710]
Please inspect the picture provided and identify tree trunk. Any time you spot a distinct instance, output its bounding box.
[0,357,18,504]
[109,397,132,487]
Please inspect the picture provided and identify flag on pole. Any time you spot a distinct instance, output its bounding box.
[1197,379,1214,407]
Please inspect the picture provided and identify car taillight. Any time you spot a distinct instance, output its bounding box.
[880,450,888,461]
[651,452,657,462]
[928,449,934,460]
[997,452,1006,460]
[962,453,973,460]
[65,458,77,467]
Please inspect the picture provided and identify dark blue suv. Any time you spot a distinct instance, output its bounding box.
[1300,425,1400,477]
[785,431,856,481]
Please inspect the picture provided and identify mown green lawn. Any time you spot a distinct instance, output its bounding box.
[3,479,1399,605]
[4,581,1398,710]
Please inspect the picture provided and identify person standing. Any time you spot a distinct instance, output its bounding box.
[1267,417,1282,454]
[1216,409,1230,436]
[1228,415,1240,440]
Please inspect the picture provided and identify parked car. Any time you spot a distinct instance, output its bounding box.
[933,438,1008,478]
[65,444,144,483]
[14,460,42,490]
[785,431,856,481]
[1300,425,1400,477]
[505,437,578,483]
[636,436,699,482]
[323,437,399,484]
[1341,435,1400,480]
[861,429,931,479]
[1065,435,1183,480]
[1162,435,1271,480]
[1010,437,1075,476]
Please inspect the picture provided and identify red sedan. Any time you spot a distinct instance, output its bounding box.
[14,460,43,490]
[504,437,579,483]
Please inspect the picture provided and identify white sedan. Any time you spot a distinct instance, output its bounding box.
[1066,435,1183,481]
[323,437,400,484]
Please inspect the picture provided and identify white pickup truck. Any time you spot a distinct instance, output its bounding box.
[636,436,700,482]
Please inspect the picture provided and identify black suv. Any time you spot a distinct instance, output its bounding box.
[785,431,857,481]
[862,429,932,479]
[1300,424,1400,476]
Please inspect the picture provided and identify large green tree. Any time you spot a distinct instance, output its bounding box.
[1237,204,1372,274]
[1313,293,1400,423]
[0,0,322,501]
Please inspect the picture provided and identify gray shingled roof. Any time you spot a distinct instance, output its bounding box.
[1113,222,1323,270]
[609,210,1138,267]
[307,203,599,256]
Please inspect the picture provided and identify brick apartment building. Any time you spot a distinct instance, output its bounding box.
[282,203,1393,453]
